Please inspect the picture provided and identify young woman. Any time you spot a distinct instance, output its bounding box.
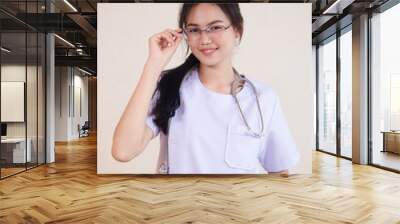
[112,3,300,175]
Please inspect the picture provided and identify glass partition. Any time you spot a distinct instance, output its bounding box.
[0,31,28,177]
[0,1,46,179]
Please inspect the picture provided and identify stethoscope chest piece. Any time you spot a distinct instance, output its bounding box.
[159,163,168,174]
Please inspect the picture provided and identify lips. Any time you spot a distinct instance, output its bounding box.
[199,48,218,55]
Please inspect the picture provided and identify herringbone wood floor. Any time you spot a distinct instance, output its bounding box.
[1,134,400,224]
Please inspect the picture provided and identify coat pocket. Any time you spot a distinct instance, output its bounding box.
[225,124,262,170]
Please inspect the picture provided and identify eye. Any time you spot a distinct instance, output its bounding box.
[186,27,200,33]
[209,25,224,32]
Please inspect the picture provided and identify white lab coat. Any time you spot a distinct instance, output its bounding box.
[146,67,300,174]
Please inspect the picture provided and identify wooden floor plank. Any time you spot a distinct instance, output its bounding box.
[0,134,400,223]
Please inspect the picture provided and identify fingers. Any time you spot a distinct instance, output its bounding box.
[165,28,183,46]
[167,28,183,41]
[156,28,183,47]
[158,33,174,47]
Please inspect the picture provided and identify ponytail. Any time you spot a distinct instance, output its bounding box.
[151,53,199,134]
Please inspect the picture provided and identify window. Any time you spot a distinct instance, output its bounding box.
[318,36,337,154]
[340,28,352,158]
[371,2,400,171]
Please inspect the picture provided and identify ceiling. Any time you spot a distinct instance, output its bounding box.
[0,0,394,75]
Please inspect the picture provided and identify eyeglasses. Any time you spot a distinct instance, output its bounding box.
[183,24,232,41]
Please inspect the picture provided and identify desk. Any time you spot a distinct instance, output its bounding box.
[1,138,32,163]
[381,131,400,154]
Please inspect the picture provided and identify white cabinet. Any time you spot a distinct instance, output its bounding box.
[1,138,32,163]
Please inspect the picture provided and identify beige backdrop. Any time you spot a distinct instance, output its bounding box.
[97,3,313,174]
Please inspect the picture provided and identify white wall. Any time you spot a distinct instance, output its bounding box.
[98,3,313,174]
[72,72,89,138]
[1,65,28,141]
[1,65,40,138]
[55,67,89,141]
[55,67,69,141]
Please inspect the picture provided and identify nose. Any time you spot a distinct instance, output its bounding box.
[199,30,211,45]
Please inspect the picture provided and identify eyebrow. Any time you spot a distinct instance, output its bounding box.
[186,20,224,27]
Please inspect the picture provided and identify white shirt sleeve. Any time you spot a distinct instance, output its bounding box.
[258,95,300,172]
[145,92,160,137]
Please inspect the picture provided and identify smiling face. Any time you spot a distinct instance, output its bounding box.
[184,4,240,67]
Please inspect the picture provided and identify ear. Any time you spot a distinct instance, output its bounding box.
[233,27,241,40]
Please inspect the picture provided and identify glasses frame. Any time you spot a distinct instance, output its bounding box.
[183,24,232,41]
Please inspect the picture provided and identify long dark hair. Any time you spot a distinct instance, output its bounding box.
[151,3,244,135]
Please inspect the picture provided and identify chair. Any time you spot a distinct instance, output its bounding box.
[78,121,90,138]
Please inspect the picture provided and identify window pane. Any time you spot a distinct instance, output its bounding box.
[371,3,400,171]
[27,31,38,169]
[318,37,337,154]
[38,32,46,165]
[340,29,352,158]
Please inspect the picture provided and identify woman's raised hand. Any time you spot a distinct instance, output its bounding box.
[147,28,184,69]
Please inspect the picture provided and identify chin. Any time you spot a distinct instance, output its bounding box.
[196,55,222,67]
[199,60,221,67]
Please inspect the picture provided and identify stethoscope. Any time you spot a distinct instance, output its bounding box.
[231,68,265,138]
[159,68,265,174]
